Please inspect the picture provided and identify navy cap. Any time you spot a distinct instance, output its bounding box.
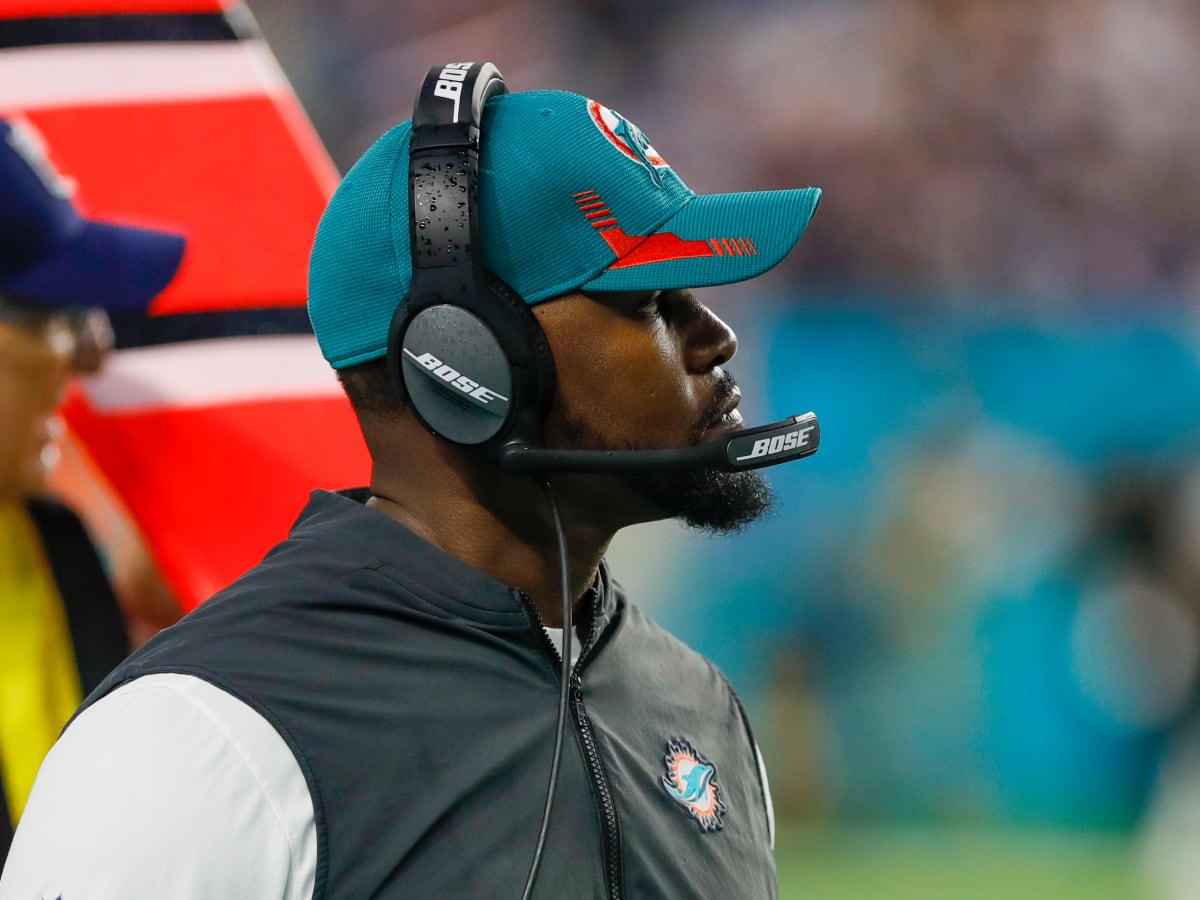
[0,115,186,314]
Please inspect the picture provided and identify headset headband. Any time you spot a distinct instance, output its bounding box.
[407,62,507,317]
[390,61,556,450]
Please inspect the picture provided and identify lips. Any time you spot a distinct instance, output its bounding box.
[716,384,743,426]
[704,382,743,434]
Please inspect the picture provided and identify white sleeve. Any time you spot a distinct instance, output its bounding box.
[0,673,316,900]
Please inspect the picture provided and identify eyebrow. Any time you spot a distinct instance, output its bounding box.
[658,288,698,306]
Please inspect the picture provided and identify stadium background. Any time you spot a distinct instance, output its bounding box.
[248,1,1200,895]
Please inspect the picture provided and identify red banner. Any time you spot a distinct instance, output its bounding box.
[1,3,370,610]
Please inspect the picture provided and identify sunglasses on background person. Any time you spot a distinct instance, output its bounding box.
[0,293,115,375]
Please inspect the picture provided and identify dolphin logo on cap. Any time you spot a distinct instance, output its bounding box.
[587,100,669,188]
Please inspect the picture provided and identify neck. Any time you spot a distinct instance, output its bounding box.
[367,466,612,628]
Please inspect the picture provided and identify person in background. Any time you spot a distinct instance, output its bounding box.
[0,114,185,862]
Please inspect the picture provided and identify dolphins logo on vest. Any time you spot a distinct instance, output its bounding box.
[660,736,726,832]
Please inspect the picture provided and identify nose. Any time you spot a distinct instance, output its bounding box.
[672,294,738,373]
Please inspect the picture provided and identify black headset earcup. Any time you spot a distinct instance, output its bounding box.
[486,277,557,419]
[396,302,515,445]
[389,61,558,458]
[389,277,556,450]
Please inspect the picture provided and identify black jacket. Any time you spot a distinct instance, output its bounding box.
[80,490,778,899]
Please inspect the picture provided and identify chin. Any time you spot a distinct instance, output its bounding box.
[0,477,43,503]
[623,466,774,535]
[552,406,774,533]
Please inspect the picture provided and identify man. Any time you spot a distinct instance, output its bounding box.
[0,115,185,863]
[1,67,821,898]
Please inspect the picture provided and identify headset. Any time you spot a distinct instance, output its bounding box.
[387,61,555,465]
[387,61,821,477]
[386,61,822,899]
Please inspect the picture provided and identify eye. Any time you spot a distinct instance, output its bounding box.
[645,289,695,327]
[635,291,665,315]
[582,289,675,327]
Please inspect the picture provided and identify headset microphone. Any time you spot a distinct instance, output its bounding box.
[498,412,820,475]
[390,62,823,480]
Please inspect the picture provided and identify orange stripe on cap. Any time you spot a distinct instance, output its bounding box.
[601,228,719,269]
[576,190,741,269]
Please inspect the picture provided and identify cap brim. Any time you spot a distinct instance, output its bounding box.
[0,217,186,314]
[580,187,820,294]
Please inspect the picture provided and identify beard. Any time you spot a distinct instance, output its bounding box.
[555,377,774,534]
[623,464,773,534]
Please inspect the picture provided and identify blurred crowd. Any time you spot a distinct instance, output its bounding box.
[249,0,1200,307]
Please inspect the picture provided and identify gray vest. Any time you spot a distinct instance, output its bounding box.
[81,491,779,899]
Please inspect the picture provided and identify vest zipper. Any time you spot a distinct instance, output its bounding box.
[517,589,624,899]
[570,672,624,900]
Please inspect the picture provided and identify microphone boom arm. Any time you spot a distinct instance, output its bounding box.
[498,413,820,475]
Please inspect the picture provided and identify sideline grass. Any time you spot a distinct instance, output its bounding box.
[776,821,1155,900]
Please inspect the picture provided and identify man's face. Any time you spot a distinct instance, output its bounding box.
[533,289,772,533]
[0,307,110,500]
[0,316,74,499]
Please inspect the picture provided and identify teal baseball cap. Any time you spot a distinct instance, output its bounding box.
[308,89,821,369]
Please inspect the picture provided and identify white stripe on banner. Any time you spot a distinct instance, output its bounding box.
[0,40,288,108]
[80,335,345,413]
